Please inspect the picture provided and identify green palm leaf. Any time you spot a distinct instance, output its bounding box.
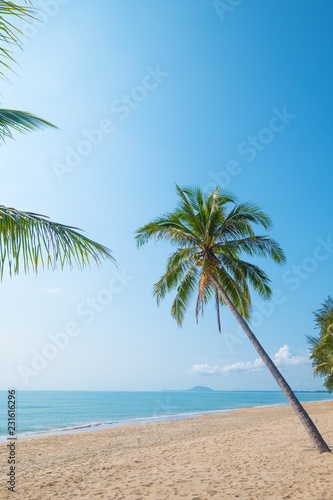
[171,264,200,326]
[0,206,115,278]
[0,0,35,80]
[0,109,57,142]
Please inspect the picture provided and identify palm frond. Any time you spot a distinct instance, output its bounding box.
[153,249,196,305]
[0,206,115,278]
[218,202,273,241]
[220,235,286,264]
[218,254,272,300]
[215,266,251,321]
[215,288,221,332]
[195,271,209,321]
[175,184,206,238]
[204,187,231,242]
[171,264,200,326]
[0,0,35,80]
[135,213,201,248]
[0,109,56,142]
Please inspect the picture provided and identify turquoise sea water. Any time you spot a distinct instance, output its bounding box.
[0,391,332,442]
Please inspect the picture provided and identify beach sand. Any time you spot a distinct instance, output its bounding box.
[1,401,332,499]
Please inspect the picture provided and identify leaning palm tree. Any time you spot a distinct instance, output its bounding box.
[136,185,331,454]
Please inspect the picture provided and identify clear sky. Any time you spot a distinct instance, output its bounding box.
[1,0,332,391]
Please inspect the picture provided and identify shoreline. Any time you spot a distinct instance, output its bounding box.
[0,401,331,499]
[1,397,332,444]
[0,398,331,445]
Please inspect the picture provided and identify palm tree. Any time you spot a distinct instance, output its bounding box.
[135,185,331,454]
[311,330,333,391]
[308,298,333,392]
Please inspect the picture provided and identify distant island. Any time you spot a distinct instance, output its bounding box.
[188,386,215,392]
[164,386,215,392]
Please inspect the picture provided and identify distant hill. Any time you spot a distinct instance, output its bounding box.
[188,386,215,392]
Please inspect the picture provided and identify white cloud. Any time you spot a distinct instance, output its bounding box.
[221,358,264,374]
[187,359,263,376]
[189,364,220,376]
[273,344,310,367]
[188,345,310,376]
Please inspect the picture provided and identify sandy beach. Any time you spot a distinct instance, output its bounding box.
[1,401,332,499]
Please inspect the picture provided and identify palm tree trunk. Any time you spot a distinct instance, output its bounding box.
[208,271,331,454]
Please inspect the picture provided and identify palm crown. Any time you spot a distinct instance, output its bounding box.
[136,185,285,331]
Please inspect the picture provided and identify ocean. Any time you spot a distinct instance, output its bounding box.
[1,390,332,443]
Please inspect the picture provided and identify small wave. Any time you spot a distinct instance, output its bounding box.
[0,408,240,443]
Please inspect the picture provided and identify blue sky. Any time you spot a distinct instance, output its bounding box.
[1,0,332,391]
